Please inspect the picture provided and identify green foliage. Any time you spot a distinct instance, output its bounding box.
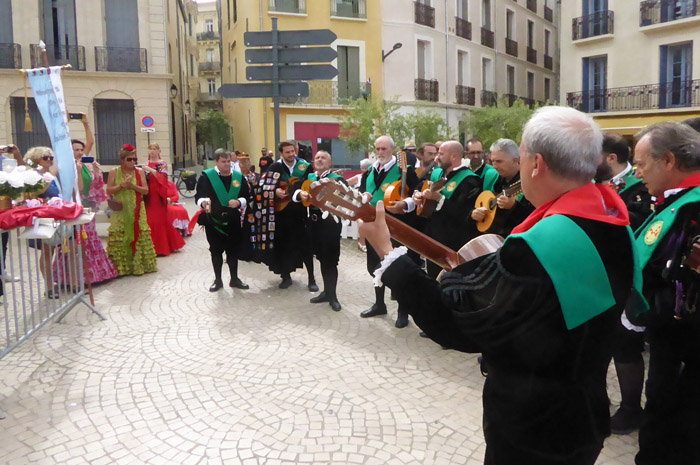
[410,109,455,147]
[196,110,232,149]
[460,97,537,151]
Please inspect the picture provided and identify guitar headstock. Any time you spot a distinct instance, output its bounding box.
[305,178,376,222]
[398,150,407,172]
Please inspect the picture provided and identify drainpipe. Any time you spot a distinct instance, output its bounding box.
[445,0,450,128]
[261,0,269,152]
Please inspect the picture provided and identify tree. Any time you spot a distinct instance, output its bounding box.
[460,97,537,151]
[410,109,455,147]
[196,110,232,149]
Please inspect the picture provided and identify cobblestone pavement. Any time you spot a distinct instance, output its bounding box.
[0,202,641,464]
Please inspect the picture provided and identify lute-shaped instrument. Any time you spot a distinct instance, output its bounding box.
[383,151,409,205]
[304,178,503,271]
[416,178,448,218]
[474,180,523,233]
[274,176,300,211]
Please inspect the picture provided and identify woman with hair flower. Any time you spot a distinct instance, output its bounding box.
[105,144,157,275]
[142,158,185,255]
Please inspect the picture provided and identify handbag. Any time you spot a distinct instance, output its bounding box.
[107,198,123,211]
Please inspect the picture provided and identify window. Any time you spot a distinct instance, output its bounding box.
[527,72,535,99]
[208,78,216,95]
[544,77,551,101]
[233,58,238,83]
[94,99,136,165]
[660,42,693,107]
[168,43,172,73]
[337,46,361,99]
[10,97,50,153]
[206,19,214,32]
[417,40,430,79]
[227,0,231,29]
[188,14,192,35]
[583,55,607,111]
[545,29,551,55]
[457,0,469,19]
[233,0,238,23]
[527,20,534,48]
[506,10,515,39]
[457,50,469,86]
[207,49,215,62]
[190,54,194,76]
[507,65,515,94]
[482,0,492,29]
[482,57,493,91]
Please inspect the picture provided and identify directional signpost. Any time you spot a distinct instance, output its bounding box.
[218,18,338,151]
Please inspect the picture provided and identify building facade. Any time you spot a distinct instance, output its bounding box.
[219,0,383,168]
[196,1,224,115]
[0,0,198,169]
[561,0,700,136]
[381,0,560,141]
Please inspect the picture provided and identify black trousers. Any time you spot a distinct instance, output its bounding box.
[205,226,240,281]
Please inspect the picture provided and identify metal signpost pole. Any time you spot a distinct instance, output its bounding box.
[272,18,280,154]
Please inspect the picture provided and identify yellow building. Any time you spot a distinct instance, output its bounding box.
[196,1,224,115]
[0,0,198,169]
[219,0,382,167]
[560,0,700,136]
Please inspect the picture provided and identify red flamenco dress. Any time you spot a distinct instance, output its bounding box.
[145,162,185,255]
[166,181,191,236]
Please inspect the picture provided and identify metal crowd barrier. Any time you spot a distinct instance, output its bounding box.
[0,212,104,362]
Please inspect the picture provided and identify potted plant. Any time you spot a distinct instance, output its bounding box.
[0,170,26,210]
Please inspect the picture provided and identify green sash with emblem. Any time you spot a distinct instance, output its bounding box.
[291,160,310,179]
[430,167,443,183]
[366,164,401,206]
[635,186,700,268]
[507,215,646,329]
[442,168,478,200]
[204,168,243,206]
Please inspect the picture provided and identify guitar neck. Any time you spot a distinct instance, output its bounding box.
[504,181,522,198]
[384,214,464,271]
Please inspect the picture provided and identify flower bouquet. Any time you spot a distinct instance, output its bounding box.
[0,170,26,209]
[21,168,54,199]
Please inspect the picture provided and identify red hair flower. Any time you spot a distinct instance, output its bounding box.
[122,144,136,152]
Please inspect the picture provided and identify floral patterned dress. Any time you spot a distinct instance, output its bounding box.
[107,167,157,276]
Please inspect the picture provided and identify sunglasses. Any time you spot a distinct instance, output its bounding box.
[125,157,138,162]
[41,155,54,161]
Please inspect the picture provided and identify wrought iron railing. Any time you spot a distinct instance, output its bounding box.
[415,1,435,27]
[572,10,614,40]
[331,0,366,18]
[481,90,498,107]
[566,79,700,113]
[640,0,699,26]
[503,93,518,107]
[30,44,85,70]
[197,31,219,41]
[415,79,439,101]
[544,54,553,70]
[280,81,370,105]
[527,0,537,13]
[456,85,476,105]
[521,97,536,108]
[199,61,221,72]
[200,93,223,102]
[481,27,495,48]
[527,47,537,64]
[505,38,518,57]
[269,0,306,13]
[456,17,472,40]
[0,43,22,69]
[544,5,554,21]
[95,47,148,73]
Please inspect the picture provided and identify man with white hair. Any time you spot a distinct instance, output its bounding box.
[471,138,534,237]
[358,135,419,328]
[359,106,641,464]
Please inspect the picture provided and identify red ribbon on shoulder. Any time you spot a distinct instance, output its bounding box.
[512,183,630,234]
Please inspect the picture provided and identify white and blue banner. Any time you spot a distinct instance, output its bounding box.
[26,66,77,202]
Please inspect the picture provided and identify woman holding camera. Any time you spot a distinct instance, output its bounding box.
[105,144,157,276]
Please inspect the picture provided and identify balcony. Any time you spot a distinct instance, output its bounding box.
[0,43,21,69]
[269,0,306,14]
[331,0,366,18]
[566,79,700,113]
[95,47,148,73]
[572,10,614,40]
[544,5,553,22]
[199,61,221,72]
[640,0,699,26]
[521,97,536,109]
[280,80,370,106]
[527,0,537,13]
[200,93,223,103]
[197,31,219,41]
[544,54,553,70]
[481,27,495,48]
[456,85,476,105]
[455,17,472,40]
[505,38,518,57]
[415,78,439,101]
[414,1,435,27]
[503,93,519,107]
[527,47,537,64]
[481,90,498,107]
[30,44,85,71]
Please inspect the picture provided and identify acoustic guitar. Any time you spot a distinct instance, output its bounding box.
[416,178,447,218]
[474,181,523,233]
[274,176,300,212]
[304,178,503,273]
[383,151,410,206]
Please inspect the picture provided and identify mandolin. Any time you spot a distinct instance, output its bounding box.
[383,151,410,206]
[305,178,503,272]
[474,180,523,233]
[416,178,447,218]
[274,176,300,211]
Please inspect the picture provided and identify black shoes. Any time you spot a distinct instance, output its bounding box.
[329,300,342,311]
[209,280,223,292]
[230,278,249,290]
[310,291,329,303]
[395,312,409,328]
[308,281,319,292]
[610,406,643,435]
[279,276,293,289]
[360,304,387,318]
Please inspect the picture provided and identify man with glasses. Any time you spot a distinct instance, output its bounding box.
[466,138,499,193]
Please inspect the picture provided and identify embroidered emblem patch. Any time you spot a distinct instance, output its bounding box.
[381,184,388,192]
[644,220,664,245]
[446,181,457,192]
[232,180,240,188]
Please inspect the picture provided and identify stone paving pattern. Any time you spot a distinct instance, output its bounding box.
[0,203,641,464]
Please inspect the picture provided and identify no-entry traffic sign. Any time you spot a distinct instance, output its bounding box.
[142,116,154,128]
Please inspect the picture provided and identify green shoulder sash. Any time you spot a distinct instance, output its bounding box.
[506,215,623,329]
[308,172,342,182]
[482,164,499,192]
[366,164,401,206]
[292,159,310,178]
[430,167,444,183]
[204,168,243,207]
[442,168,478,200]
[619,172,643,194]
[635,186,700,269]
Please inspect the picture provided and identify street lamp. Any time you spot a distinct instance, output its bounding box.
[184,99,191,113]
[169,84,178,99]
[382,43,402,62]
